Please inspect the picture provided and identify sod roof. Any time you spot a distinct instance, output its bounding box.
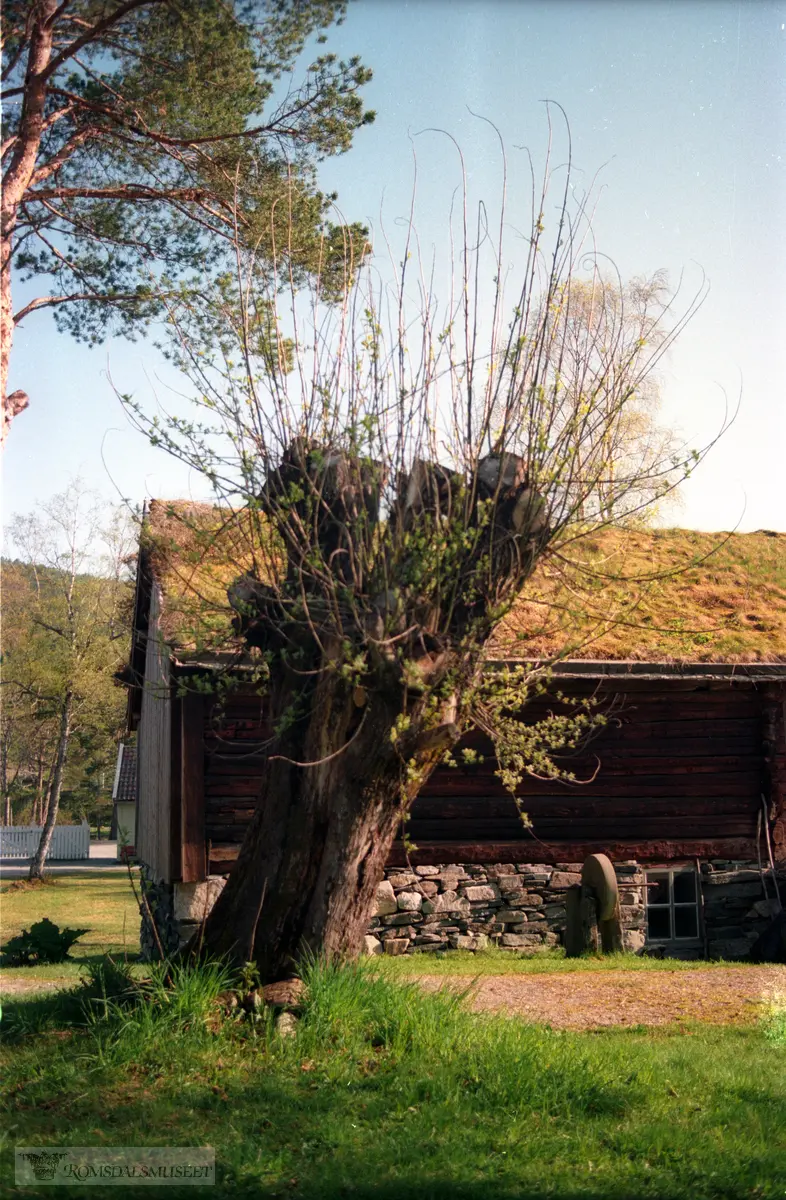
[142,500,260,652]
[141,501,786,664]
[488,527,786,664]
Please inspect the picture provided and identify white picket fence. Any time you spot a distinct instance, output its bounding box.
[0,820,90,860]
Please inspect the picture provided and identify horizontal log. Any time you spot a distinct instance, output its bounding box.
[605,725,760,744]
[421,777,760,800]
[207,835,761,872]
[448,733,761,758]
[207,843,240,861]
[530,755,759,775]
[409,795,759,820]
[560,678,765,694]
[204,739,267,753]
[202,696,762,732]
[204,684,764,711]
[405,816,756,840]
[204,820,254,834]
[205,799,258,814]
[386,837,759,866]
[205,776,263,795]
[205,822,254,841]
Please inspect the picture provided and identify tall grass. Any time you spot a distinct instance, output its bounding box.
[88,958,238,1068]
[3,957,785,1198]
[288,957,642,1118]
[760,990,786,1046]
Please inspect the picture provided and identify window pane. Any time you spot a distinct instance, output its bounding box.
[674,907,699,939]
[647,908,671,939]
[673,872,696,903]
[646,872,670,905]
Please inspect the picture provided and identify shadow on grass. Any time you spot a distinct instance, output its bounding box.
[227,1185,685,1200]
[4,958,784,1200]
[1,955,142,1036]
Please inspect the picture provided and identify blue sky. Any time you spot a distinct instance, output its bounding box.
[4,0,785,530]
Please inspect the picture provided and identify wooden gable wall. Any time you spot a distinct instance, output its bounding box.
[135,586,174,881]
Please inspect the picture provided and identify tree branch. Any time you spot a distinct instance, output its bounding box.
[42,0,170,82]
[28,128,93,187]
[13,290,166,324]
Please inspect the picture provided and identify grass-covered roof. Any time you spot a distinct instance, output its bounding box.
[490,527,786,663]
[142,501,786,664]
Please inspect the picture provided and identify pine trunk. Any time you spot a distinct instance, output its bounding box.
[29,693,72,879]
[0,240,14,445]
[1,0,57,447]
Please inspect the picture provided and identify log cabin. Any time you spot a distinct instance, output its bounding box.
[123,502,786,960]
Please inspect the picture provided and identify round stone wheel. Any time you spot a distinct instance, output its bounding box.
[581,853,619,922]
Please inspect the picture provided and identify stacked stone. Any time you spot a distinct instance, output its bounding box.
[366,861,647,956]
[138,870,226,961]
[616,862,646,954]
[141,859,784,964]
[138,869,179,960]
[701,862,783,960]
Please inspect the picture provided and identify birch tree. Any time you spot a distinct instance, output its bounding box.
[3,482,129,877]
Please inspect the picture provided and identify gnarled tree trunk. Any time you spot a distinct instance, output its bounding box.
[201,665,455,979]
[192,442,545,979]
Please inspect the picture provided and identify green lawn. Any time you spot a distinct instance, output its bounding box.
[1,958,785,1199]
[2,874,785,1197]
[0,870,141,987]
[377,947,769,976]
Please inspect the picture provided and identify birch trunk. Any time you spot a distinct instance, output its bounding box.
[33,756,45,825]
[29,691,72,879]
[1,729,10,825]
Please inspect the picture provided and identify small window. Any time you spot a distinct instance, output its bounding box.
[645,868,701,946]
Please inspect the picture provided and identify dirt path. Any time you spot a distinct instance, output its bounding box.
[419,966,786,1029]
[4,965,785,1027]
[0,977,72,996]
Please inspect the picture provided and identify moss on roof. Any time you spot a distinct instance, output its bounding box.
[489,527,786,663]
[142,501,786,664]
[142,501,257,652]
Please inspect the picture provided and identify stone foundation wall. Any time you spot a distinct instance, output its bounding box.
[136,859,784,962]
[138,868,226,961]
[701,860,783,960]
[366,861,646,956]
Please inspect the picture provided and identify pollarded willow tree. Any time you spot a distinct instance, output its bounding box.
[129,114,714,979]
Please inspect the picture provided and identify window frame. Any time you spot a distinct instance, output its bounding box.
[644,866,702,947]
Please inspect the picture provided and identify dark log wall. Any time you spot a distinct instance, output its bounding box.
[394,679,766,865]
[202,690,269,877]
[762,684,786,862]
[194,678,771,875]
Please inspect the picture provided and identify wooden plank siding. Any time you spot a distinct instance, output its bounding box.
[190,678,770,874]
[181,694,206,882]
[135,586,173,881]
[202,691,269,873]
